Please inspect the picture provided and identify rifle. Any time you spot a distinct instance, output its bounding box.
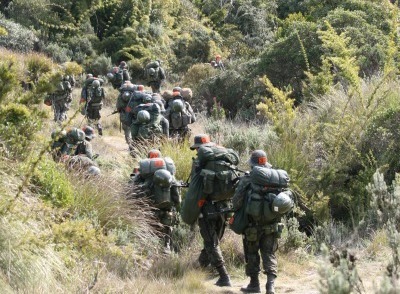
[206,207,235,216]
[107,109,120,117]
[172,181,189,188]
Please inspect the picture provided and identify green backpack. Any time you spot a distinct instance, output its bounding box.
[245,166,292,224]
[138,158,173,209]
[169,98,192,129]
[197,145,240,201]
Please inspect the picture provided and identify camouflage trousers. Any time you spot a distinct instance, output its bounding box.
[121,122,132,145]
[154,209,178,249]
[86,106,103,135]
[149,81,161,93]
[198,201,228,269]
[53,99,70,122]
[243,225,278,277]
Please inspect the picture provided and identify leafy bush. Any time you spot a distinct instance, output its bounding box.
[85,54,112,76]
[0,17,37,52]
[43,42,72,63]
[0,58,19,102]
[31,158,75,207]
[26,53,53,84]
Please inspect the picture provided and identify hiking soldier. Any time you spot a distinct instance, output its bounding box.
[45,76,72,123]
[144,60,166,93]
[152,93,169,138]
[107,61,131,89]
[129,95,165,142]
[181,134,241,287]
[130,152,181,252]
[81,79,105,136]
[165,87,196,139]
[213,55,225,70]
[231,150,293,294]
[115,81,137,145]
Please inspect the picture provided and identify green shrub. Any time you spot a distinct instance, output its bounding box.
[31,158,75,207]
[280,217,309,253]
[26,53,53,84]
[0,17,37,52]
[0,58,19,102]
[43,43,72,63]
[85,54,112,76]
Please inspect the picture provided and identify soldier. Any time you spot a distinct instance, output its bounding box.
[115,81,137,145]
[214,54,225,70]
[132,152,181,252]
[185,134,240,287]
[75,126,96,160]
[129,95,164,142]
[51,127,85,161]
[144,60,166,93]
[108,61,131,89]
[46,76,72,123]
[232,150,291,294]
[81,79,105,136]
[165,87,196,139]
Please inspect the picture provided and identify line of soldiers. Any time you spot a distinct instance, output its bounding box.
[131,133,293,294]
[115,82,196,151]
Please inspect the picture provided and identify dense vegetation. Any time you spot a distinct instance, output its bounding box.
[1,0,400,292]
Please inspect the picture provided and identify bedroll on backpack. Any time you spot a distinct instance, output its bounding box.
[181,172,205,225]
[139,158,166,178]
[171,108,192,129]
[251,166,289,188]
[197,145,240,201]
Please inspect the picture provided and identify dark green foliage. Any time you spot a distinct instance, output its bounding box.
[85,54,112,76]
[0,59,18,102]
[362,107,400,183]
[31,159,75,207]
[0,17,37,52]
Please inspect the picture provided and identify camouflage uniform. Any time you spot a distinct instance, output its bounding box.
[116,83,136,145]
[145,61,166,93]
[85,80,105,136]
[189,134,231,287]
[52,78,72,123]
[232,150,277,294]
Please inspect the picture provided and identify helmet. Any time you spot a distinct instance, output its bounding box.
[172,99,184,112]
[148,149,162,158]
[137,85,144,92]
[137,110,151,123]
[92,79,100,88]
[87,166,101,176]
[123,91,131,98]
[153,169,173,188]
[82,126,95,140]
[272,191,294,214]
[107,72,114,79]
[190,134,215,150]
[86,74,93,79]
[66,128,85,146]
[172,87,182,97]
[63,75,70,81]
[143,94,152,103]
[148,67,156,76]
[51,129,66,140]
[120,61,127,68]
[249,150,271,168]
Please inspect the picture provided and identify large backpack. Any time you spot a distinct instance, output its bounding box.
[197,145,240,201]
[145,61,161,82]
[169,98,192,129]
[139,158,173,209]
[244,166,292,224]
[114,69,124,85]
[89,86,104,104]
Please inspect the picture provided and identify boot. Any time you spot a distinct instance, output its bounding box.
[215,266,232,287]
[97,123,103,136]
[266,274,276,294]
[240,275,261,293]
